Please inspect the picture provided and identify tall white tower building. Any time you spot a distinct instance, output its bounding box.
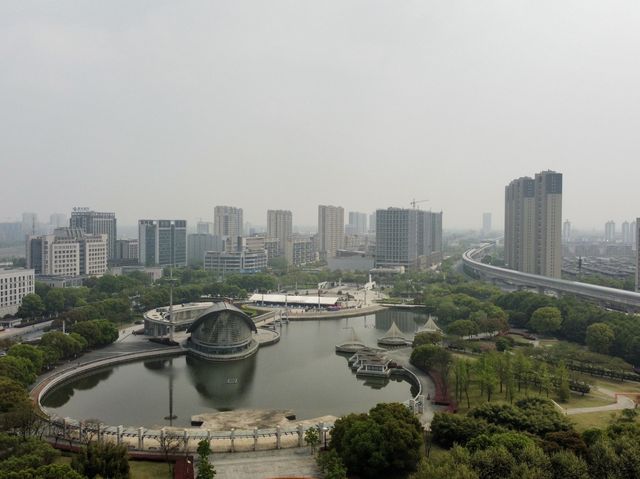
[505,170,562,278]
[317,205,344,260]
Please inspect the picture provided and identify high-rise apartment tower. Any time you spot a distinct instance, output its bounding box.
[505,170,562,278]
[317,205,344,259]
[213,206,243,239]
[267,210,293,257]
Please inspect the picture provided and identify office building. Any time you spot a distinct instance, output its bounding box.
[505,170,562,278]
[482,213,492,236]
[214,206,243,240]
[115,239,139,262]
[376,208,418,270]
[347,212,367,236]
[27,228,108,277]
[204,249,268,276]
[70,208,117,259]
[0,268,35,317]
[318,205,344,260]
[188,234,222,266]
[622,221,631,245]
[267,210,292,257]
[632,221,637,251]
[375,208,443,271]
[605,221,616,243]
[563,220,572,243]
[138,220,187,267]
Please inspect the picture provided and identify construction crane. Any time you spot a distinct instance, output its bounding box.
[410,199,429,209]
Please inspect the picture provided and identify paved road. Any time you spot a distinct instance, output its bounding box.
[209,447,321,479]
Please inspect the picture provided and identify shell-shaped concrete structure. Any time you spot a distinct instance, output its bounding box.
[185,302,258,361]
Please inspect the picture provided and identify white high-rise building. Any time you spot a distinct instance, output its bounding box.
[0,268,35,317]
[317,205,344,259]
[604,221,616,243]
[214,206,243,241]
[267,210,293,257]
[563,220,572,243]
[632,221,637,251]
[505,170,562,278]
[27,228,108,277]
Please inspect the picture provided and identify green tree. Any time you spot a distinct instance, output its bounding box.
[331,403,423,478]
[39,331,85,359]
[304,426,320,454]
[0,355,37,387]
[72,441,130,479]
[17,293,45,319]
[585,322,615,354]
[448,320,479,337]
[8,344,44,374]
[317,449,347,479]
[528,307,562,335]
[196,439,216,479]
[413,331,443,347]
[549,451,590,479]
[44,289,65,315]
[555,362,571,403]
[72,319,118,348]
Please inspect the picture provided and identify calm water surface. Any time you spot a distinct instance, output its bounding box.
[42,310,427,427]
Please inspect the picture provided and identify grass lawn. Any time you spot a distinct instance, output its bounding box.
[570,411,622,431]
[452,381,614,413]
[129,460,172,479]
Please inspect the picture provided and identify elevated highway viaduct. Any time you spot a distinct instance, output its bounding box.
[463,243,640,312]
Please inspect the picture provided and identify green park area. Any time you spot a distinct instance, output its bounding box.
[1,259,640,478]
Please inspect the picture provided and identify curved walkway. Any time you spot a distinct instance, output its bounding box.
[553,387,637,416]
[384,347,441,425]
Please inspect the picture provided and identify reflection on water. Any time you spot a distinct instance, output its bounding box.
[42,311,423,427]
[41,369,113,408]
[186,354,256,403]
[374,309,427,333]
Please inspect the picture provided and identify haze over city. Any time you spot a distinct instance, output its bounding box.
[2,0,640,228]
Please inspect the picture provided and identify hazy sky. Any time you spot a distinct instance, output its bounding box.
[1,1,639,231]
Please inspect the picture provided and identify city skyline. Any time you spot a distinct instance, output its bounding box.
[2,2,640,230]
